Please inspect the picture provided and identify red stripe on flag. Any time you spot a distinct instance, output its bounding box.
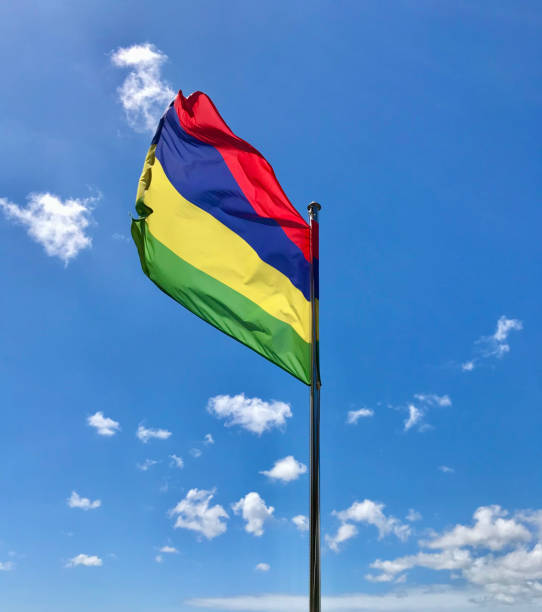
[174,91,310,262]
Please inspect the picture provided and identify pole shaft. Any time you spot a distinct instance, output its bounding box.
[308,202,321,612]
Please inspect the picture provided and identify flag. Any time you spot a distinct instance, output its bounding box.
[131,91,313,384]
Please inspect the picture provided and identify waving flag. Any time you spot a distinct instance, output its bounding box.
[131,91,312,383]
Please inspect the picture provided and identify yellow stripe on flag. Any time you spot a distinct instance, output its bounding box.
[144,158,311,343]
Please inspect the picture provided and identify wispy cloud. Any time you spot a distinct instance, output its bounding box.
[406,509,422,522]
[462,316,523,371]
[260,456,307,483]
[111,43,175,132]
[67,491,101,511]
[169,488,228,540]
[403,394,452,432]
[87,412,120,436]
[187,586,497,611]
[137,459,159,471]
[155,544,178,562]
[439,465,455,474]
[346,408,374,424]
[0,561,14,571]
[207,394,292,435]
[204,433,215,445]
[255,562,270,572]
[232,492,274,537]
[65,554,102,568]
[159,545,178,554]
[169,454,184,469]
[136,424,172,443]
[404,404,423,432]
[413,394,452,407]
[0,192,96,265]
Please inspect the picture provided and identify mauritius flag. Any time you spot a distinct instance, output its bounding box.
[131,91,313,384]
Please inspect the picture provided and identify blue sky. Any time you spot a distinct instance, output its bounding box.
[1,1,542,610]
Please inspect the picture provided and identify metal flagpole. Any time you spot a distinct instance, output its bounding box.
[308,201,322,612]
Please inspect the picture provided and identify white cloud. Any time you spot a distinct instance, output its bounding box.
[367,504,542,605]
[232,492,274,537]
[0,193,95,265]
[403,394,452,432]
[169,488,228,540]
[137,459,159,471]
[260,456,307,483]
[136,424,172,443]
[327,499,411,551]
[326,523,358,552]
[111,43,175,132]
[406,509,422,522]
[87,412,120,436]
[347,408,374,424]
[463,543,542,603]
[370,548,473,579]
[159,545,178,554]
[156,545,178,561]
[0,561,14,571]
[65,554,103,568]
[462,316,523,370]
[190,448,203,458]
[204,433,215,445]
[423,505,531,551]
[255,562,270,572]
[112,232,130,242]
[439,465,455,474]
[67,491,101,511]
[404,404,423,431]
[207,394,292,435]
[169,454,184,469]
[292,515,309,532]
[413,394,452,407]
[494,315,523,343]
[187,586,514,611]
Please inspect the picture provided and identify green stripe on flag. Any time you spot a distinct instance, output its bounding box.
[132,217,311,384]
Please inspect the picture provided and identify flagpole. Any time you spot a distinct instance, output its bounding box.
[308,201,321,612]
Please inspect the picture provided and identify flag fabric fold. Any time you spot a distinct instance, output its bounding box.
[131,90,313,384]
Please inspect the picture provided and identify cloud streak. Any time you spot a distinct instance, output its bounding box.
[65,554,102,568]
[186,586,517,611]
[347,408,374,424]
